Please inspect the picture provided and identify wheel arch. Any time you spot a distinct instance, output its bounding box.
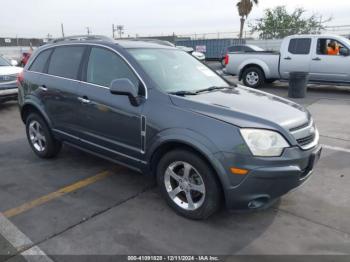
[239,63,268,81]
[21,101,52,128]
[147,133,229,202]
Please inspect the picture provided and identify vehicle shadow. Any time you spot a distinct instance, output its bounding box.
[0,101,18,111]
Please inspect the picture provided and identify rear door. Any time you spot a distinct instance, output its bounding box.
[279,37,313,79]
[39,45,86,138]
[24,49,53,102]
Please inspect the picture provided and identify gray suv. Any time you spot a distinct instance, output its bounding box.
[18,36,322,219]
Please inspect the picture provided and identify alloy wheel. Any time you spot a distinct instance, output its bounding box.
[28,120,46,152]
[164,161,206,211]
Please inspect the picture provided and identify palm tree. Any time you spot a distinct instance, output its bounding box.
[237,0,258,39]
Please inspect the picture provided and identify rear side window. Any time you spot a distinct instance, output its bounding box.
[228,46,241,52]
[86,47,139,87]
[48,46,85,79]
[29,49,52,73]
[288,38,311,55]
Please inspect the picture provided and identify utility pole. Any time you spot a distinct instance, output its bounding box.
[86,27,91,35]
[61,23,65,37]
[116,25,124,38]
[112,24,116,39]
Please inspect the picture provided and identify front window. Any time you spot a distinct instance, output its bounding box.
[0,57,10,66]
[87,47,140,88]
[129,48,229,93]
[317,38,349,56]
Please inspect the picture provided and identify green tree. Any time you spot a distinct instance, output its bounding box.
[249,6,331,39]
[236,0,258,39]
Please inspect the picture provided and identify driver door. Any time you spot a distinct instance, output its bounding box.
[309,38,350,83]
[78,46,145,164]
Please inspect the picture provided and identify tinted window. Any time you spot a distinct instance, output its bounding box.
[29,49,51,73]
[228,46,242,52]
[288,38,311,55]
[86,47,139,87]
[48,46,85,79]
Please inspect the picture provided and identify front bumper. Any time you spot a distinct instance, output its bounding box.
[0,83,18,103]
[217,145,322,210]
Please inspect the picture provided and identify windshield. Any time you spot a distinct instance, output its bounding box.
[129,49,229,93]
[0,56,10,66]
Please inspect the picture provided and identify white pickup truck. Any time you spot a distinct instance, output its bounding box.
[224,34,350,88]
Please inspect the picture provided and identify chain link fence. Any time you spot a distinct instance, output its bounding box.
[176,25,350,40]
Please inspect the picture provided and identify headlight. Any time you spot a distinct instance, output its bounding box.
[240,129,290,157]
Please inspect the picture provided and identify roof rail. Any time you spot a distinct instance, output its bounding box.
[128,38,175,47]
[50,35,114,44]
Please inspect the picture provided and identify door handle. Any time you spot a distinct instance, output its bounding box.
[77,96,91,104]
[312,57,321,61]
[39,85,48,91]
[284,57,292,60]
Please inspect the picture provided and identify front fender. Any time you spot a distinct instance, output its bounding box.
[146,128,230,190]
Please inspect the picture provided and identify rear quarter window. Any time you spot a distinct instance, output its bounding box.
[288,38,312,55]
[47,46,85,79]
[228,46,241,52]
[29,49,52,73]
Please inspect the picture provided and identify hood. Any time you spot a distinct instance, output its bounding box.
[170,85,310,131]
[0,66,23,76]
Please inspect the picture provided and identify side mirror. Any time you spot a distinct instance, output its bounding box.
[110,78,141,106]
[339,47,349,56]
[10,59,18,66]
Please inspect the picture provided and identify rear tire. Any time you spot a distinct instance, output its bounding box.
[221,58,226,67]
[242,66,265,88]
[156,150,222,220]
[25,113,62,159]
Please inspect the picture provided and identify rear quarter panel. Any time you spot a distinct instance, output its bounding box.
[226,53,280,79]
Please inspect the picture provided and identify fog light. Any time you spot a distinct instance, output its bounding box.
[230,167,249,175]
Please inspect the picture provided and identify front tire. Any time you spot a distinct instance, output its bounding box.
[26,113,62,158]
[242,66,265,88]
[156,150,222,220]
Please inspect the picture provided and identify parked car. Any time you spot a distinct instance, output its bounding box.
[177,46,206,61]
[0,56,22,103]
[222,44,264,66]
[18,36,321,219]
[225,34,350,88]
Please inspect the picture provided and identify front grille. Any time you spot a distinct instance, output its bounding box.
[297,133,316,146]
[0,74,17,83]
[289,121,310,132]
[290,118,318,150]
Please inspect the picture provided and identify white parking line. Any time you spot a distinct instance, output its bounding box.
[322,144,350,154]
[0,213,53,261]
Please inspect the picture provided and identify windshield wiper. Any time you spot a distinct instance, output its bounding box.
[169,90,198,96]
[195,86,232,94]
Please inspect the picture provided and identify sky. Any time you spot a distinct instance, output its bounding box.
[1,0,350,38]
